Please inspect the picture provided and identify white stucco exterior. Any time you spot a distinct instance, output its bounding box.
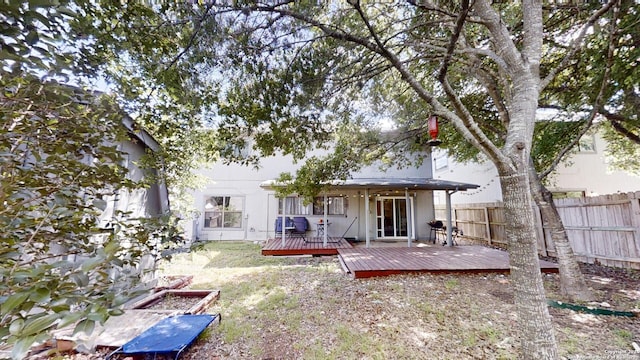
[186,150,473,243]
[432,132,640,205]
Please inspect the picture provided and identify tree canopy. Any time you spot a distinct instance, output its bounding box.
[70,2,630,359]
[1,3,183,358]
[2,1,636,358]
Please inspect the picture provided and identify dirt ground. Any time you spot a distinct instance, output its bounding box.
[182,260,639,360]
[34,243,639,360]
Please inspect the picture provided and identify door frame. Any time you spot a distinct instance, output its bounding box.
[375,196,415,239]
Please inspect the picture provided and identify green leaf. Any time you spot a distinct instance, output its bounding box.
[108,308,125,316]
[103,240,120,256]
[30,287,51,303]
[9,319,24,335]
[72,319,95,336]
[56,6,77,18]
[80,256,103,272]
[71,272,89,287]
[24,10,51,27]
[1,293,30,316]
[25,31,39,46]
[20,313,59,336]
[57,312,84,329]
[11,335,36,360]
[87,311,107,323]
[28,0,59,8]
[0,325,9,340]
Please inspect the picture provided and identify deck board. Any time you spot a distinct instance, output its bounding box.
[261,237,353,256]
[338,245,559,279]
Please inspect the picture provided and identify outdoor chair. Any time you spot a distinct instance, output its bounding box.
[292,216,309,241]
[275,217,295,237]
[441,226,463,246]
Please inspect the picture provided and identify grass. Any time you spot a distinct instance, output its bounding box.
[444,278,459,290]
[613,328,633,348]
[155,240,638,360]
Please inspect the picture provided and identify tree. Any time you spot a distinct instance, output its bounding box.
[74,1,625,358]
[544,0,640,171]
[529,0,636,301]
[0,3,182,359]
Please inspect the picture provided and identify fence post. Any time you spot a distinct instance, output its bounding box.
[630,191,640,254]
[483,206,492,245]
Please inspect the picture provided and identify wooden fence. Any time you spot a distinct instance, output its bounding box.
[435,191,640,269]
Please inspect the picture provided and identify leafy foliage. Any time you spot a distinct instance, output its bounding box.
[74,2,634,358]
[0,3,183,359]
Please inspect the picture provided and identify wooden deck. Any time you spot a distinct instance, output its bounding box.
[261,237,353,256]
[337,245,559,279]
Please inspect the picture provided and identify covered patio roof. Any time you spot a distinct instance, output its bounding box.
[260,177,479,191]
[261,177,479,249]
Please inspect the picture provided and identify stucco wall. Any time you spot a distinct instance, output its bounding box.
[189,150,436,242]
[431,133,640,205]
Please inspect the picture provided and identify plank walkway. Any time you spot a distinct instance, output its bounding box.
[261,237,353,256]
[338,245,559,279]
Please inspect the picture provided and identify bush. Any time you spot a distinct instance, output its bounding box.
[0,73,179,359]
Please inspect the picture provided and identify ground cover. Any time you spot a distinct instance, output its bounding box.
[52,241,639,360]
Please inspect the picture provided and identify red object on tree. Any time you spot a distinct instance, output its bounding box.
[428,115,439,140]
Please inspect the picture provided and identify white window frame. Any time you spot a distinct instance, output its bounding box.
[313,196,346,216]
[203,195,245,229]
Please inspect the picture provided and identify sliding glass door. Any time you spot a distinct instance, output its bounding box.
[376,197,414,239]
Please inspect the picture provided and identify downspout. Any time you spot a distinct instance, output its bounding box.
[357,191,361,240]
[244,213,249,240]
[281,196,286,247]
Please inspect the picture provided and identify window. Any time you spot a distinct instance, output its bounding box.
[434,156,448,171]
[278,196,311,215]
[577,135,596,153]
[203,196,244,229]
[313,196,346,215]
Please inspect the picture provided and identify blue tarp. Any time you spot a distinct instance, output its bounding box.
[107,314,219,359]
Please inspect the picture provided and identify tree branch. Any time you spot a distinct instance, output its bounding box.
[540,0,618,90]
[439,75,507,166]
[438,0,471,82]
[243,2,509,168]
[539,1,620,179]
[471,0,526,75]
[608,118,640,145]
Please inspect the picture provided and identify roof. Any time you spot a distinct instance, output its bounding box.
[121,115,161,152]
[69,86,161,152]
[261,177,479,191]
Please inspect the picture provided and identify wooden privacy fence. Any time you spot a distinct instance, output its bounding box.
[435,191,640,269]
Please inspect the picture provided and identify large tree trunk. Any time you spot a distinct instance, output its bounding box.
[528,160,594,302]
[499,167,558,360]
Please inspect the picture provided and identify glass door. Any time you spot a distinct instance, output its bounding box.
[376,197,414,238]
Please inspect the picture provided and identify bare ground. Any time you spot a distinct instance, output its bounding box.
[182,260,639,360]
[42,242,639,360]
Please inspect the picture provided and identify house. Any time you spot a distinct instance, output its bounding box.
[98,115,170,226]
[96,116,171,282]
[187,149,478,245]
[431,131,640,206]
[46,110,170,283]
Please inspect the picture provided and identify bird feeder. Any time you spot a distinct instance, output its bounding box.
[426,115,442,146]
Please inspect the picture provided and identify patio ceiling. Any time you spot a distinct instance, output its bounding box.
[260,177,479,192]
